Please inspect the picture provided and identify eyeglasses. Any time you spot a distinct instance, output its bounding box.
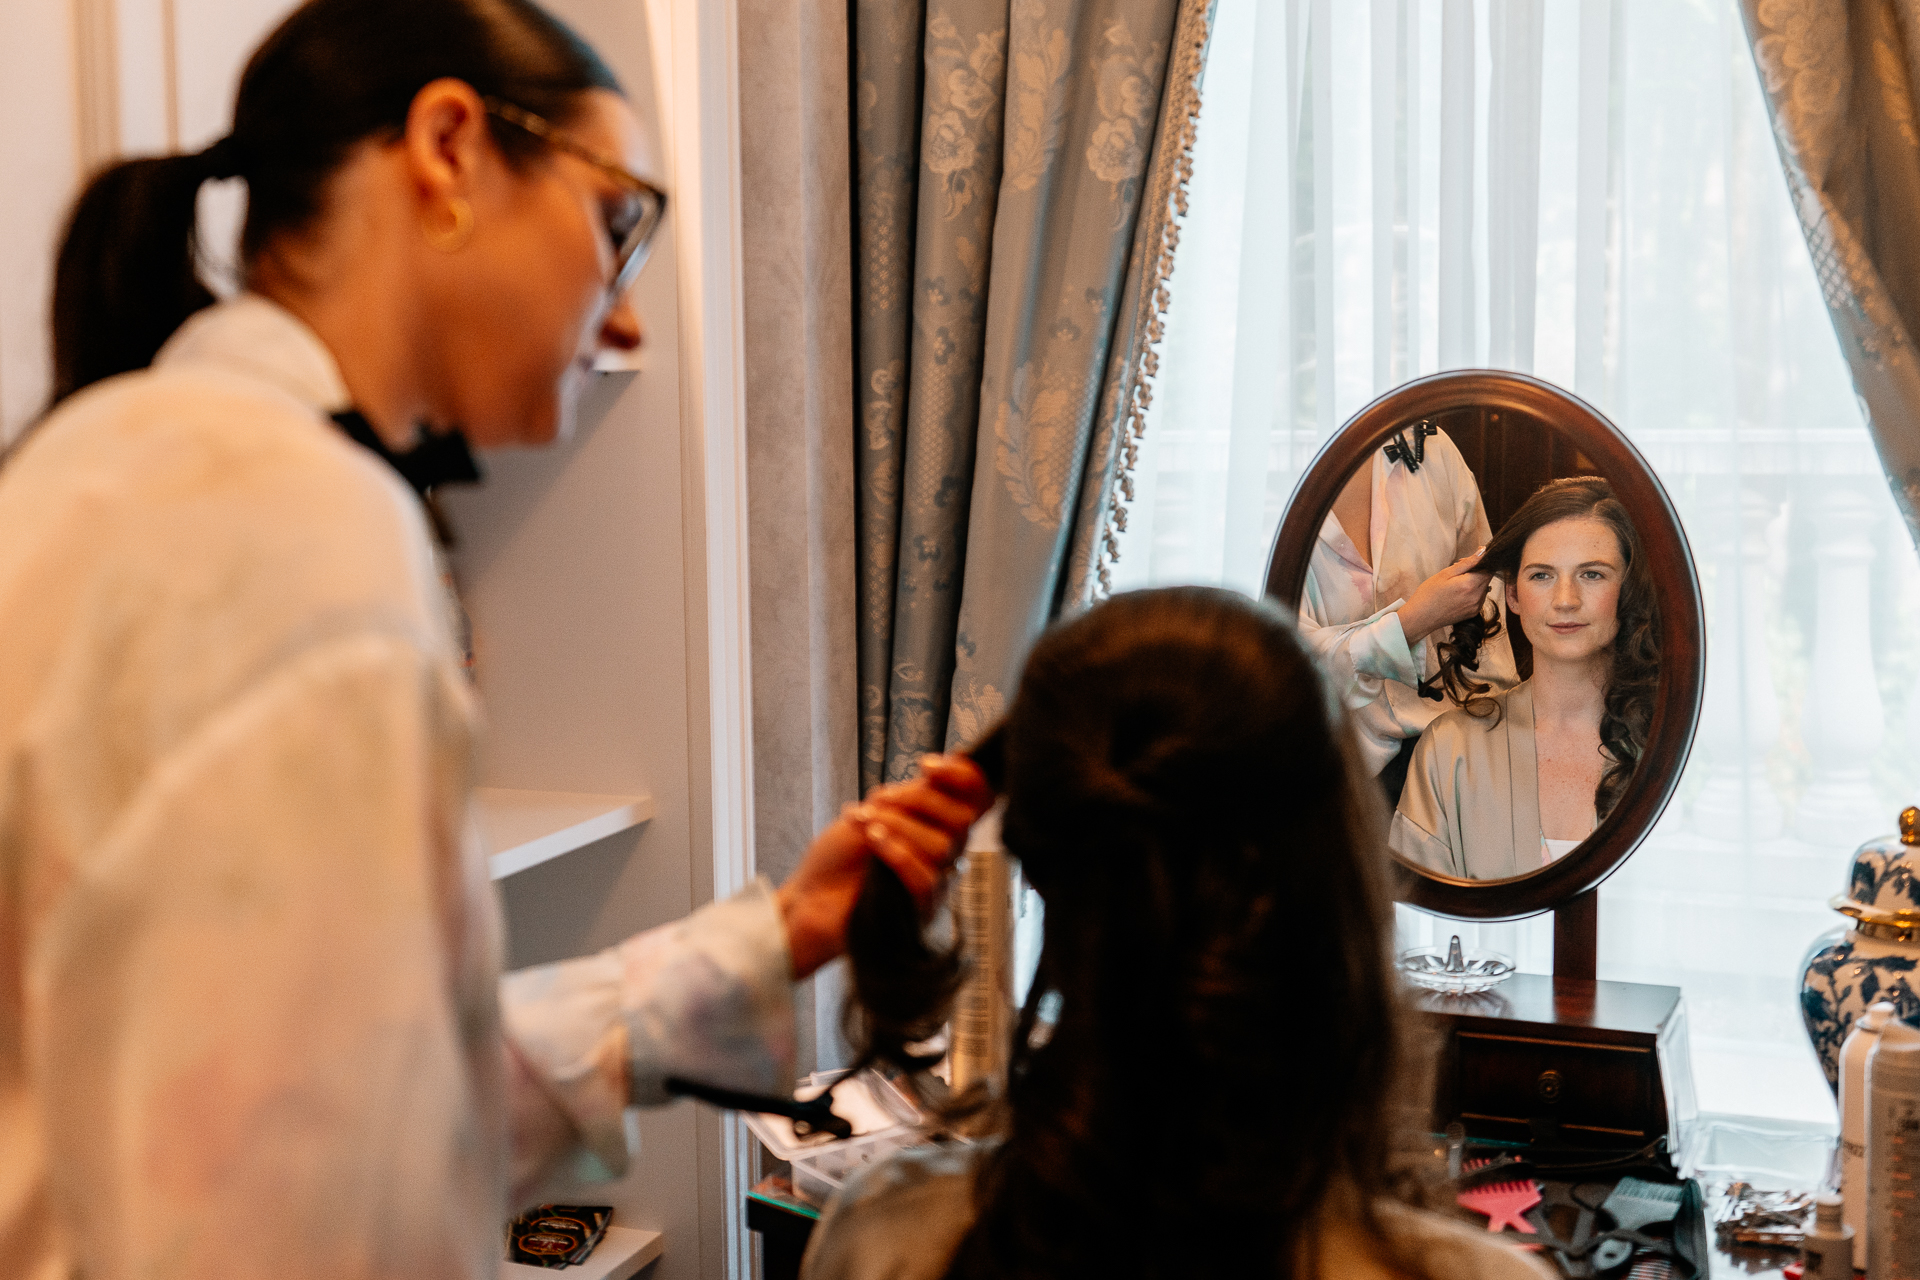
[483,97,668,299]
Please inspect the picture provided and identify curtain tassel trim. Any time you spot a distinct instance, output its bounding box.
[1094,0,1215,598]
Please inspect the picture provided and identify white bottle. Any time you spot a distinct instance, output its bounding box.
[1804,1192,1855,1277]
[1845,1002,1899,1269]
[1868,1020,1920,1279]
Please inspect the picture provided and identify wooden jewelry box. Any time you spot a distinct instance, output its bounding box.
[1419,974,1696,1151]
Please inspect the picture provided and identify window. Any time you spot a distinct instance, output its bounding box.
[1114,0,1920,1125]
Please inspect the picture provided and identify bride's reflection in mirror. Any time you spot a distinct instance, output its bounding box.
[1390,477,1659,880]
[1300,422,1518,803]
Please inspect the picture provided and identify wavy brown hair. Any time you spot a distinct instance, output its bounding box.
[844,587,1428,1279]
[1435,476,1658,819]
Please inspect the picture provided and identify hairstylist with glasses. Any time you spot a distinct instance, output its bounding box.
[1,2,991,1276]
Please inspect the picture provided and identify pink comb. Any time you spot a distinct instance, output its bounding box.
[1456,1160,1541,1234]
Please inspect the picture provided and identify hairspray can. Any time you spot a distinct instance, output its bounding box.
[949,809,1012,1095]
[1868,1020,1920,1278]
[1846,1002,1899,1269]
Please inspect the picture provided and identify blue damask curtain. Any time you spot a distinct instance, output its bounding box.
[1740,0,1920,549]
[852,0,1216,790]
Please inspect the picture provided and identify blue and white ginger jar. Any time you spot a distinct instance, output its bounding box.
[1801,806,1920,1092]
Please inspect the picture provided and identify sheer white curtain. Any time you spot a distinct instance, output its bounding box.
[1117,0,1920,1125]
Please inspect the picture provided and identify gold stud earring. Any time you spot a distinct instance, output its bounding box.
[426,197,475,252]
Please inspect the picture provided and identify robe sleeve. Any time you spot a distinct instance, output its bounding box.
[498,880,796,1192]
[1298,591,1423,706]
[31,633,505,1280]
[1390,726,1467,878]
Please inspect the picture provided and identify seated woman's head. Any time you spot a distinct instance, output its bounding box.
[1439,476,1658,816]
[1493,478,1643,664]
[849,587,1419,1276]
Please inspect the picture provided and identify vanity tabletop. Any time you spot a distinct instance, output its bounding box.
[1710,1249,1795,1278]
[1415,973,1684,1038]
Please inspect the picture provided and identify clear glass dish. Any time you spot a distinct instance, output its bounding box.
[1397,934,1516,994]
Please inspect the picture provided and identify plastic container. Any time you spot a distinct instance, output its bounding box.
[1843,1001,1897,1268]
[740,1070,928,1206]
[1683,1114,1838,1192]
[1868,1020,1920,1278]
[1802,1191,1854,1278]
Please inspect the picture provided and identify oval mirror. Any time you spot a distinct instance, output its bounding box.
[1264,371,1704,921]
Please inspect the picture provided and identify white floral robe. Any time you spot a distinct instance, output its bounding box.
[0,297,794,1280]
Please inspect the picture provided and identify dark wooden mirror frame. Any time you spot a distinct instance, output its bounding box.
[1264,371,1705,955]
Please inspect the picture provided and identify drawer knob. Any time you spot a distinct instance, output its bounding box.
[1536,1069,1564,1103]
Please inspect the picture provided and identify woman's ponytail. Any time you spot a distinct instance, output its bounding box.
[49,149,225,408]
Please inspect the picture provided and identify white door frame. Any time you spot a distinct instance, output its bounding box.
[659,0,757,1276]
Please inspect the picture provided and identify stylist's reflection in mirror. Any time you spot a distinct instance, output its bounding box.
[1391,478,1658,879]
[1300,421,1517,802]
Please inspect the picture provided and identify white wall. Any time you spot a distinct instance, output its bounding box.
[439,8,724,1276]
[0,0,84,437]
[0,0,287,438]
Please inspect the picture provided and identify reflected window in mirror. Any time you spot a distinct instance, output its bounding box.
[1108,0,1920,1128]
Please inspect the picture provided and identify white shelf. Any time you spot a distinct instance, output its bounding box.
[478,788,655,880]
[502,1225,662,1280]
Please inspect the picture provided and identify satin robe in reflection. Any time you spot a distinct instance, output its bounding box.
[1298,433,1516,776]
[1391,681,1572,880]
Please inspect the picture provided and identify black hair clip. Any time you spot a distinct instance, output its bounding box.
[1383,421,1439,473]
[664,1076,854,1140]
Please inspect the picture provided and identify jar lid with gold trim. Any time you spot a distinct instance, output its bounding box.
[1832,806,1920,934]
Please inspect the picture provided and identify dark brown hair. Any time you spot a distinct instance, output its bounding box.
[1435,475,1659,818]
[48,0,619,407]
[846,587,1420,1279]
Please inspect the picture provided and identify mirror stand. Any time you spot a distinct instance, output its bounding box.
[1419,969,1694,1152]
[1552,891,1598,982]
